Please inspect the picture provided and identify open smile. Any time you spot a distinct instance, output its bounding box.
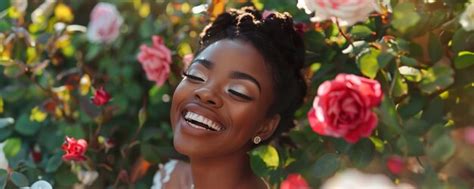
[182,110,225,132]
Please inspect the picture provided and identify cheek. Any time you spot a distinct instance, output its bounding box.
[170,82,192,127]
[227,101,267,136]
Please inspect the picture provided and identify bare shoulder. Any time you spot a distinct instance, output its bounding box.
[151,160,192,189]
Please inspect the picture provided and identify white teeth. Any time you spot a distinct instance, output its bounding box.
[184,111,222,131]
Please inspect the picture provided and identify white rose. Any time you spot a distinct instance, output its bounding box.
[0,142,8,170]
[322,169,415,189]
[86,3,123,44]
[297,0,380,26]
[460,3,474,31]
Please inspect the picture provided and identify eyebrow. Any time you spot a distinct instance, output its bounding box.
[230,71,261,92]
[191,58,214,69]
[192,58,261,92]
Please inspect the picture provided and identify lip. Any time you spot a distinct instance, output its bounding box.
[180,103,227,132]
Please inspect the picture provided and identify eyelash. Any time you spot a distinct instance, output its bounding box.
[182,71,205,82]
[183,71,253,101]
[228,89,253,101]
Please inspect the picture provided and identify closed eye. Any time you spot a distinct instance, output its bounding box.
[182,72,205,82]
[228,89,253,101]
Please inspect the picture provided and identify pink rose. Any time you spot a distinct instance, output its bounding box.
[137,36,172,86]
[297,0,380,26]
[280,174,310,189]
[386,155,405,175]
[87,3,123,43]
[308,73,382,143]
[62,137,88,161]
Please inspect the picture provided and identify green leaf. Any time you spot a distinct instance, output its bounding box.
[428,33,443,63]
[0,0,11,12]
[357,48,380,78]
[419,63,454,95]
[451,29,474,53]
[400,56,418,67]
[138,106,147,129]
[10,171,29,187]
[347,139,375,168]
[15,114,41,136]
[392,3,420,33]
[54,165,79,187]
[311,153,340,178]
[0,128,12,142]
[427,135,456,162]
[376,97,402,136]
[397,135,424,156]
[3,64,25,78]
[0,96,3,113]
[139,17,154,38]
[377,52,395,68]
[369,137,384,153]
[421,97,444,125]
[0,118,14,129]
[250,145,279,168]
[404,118,431,136]
[454,51,474,69]
[397,93,426,118]
[250,145,280,177]
[4,137,21,157]
[398,66,422,82]
[85,44,102,61]
[391,70,408,98]
[350,25,373,39]
[46,153,63,173]
[0,169,7,189]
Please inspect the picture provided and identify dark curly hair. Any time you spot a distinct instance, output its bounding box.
[197,6,307,140]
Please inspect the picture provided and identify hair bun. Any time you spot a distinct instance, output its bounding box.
[197,5,307,140]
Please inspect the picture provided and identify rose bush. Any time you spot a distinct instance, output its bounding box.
[307,73,382,143]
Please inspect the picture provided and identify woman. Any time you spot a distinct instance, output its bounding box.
[152,5,306,189]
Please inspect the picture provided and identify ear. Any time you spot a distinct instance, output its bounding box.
[256,114,281,141]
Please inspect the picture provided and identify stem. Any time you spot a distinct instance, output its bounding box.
[335,18,354,48]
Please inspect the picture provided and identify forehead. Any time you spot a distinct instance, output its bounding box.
[196,39,272,83]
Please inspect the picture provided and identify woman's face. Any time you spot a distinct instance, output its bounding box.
[170,39,278,158]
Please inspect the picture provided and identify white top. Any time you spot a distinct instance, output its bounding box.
[151,160,179,189]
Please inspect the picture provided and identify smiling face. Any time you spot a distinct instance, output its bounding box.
[170,39,279,158]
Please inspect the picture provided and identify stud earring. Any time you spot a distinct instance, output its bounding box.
[253,136,262,144]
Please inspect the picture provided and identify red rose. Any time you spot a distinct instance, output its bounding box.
[280,174,310,189]
[62,137,88,161]
[308,73,383,143]
[91,87,111,106]
[386,155,405,175]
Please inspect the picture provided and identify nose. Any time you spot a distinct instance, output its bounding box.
[194,87,223,108]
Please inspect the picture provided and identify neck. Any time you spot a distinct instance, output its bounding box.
[189,151,259,189]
